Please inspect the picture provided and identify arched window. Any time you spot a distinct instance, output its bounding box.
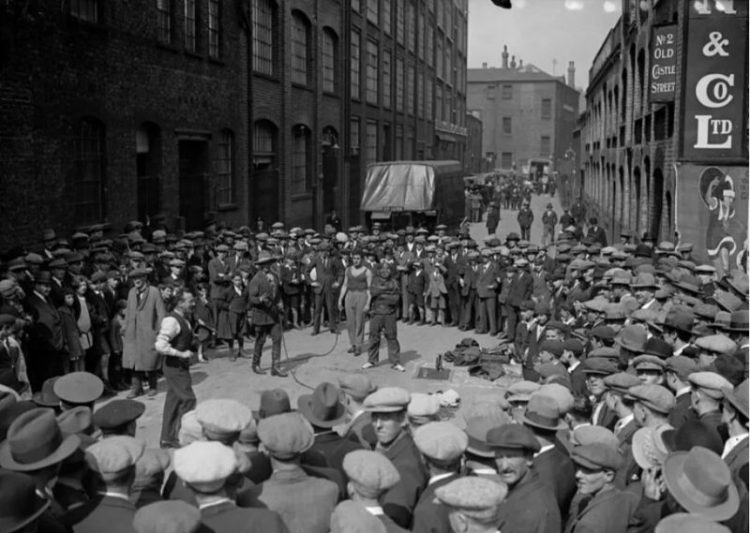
[291,11,310,86]
[252,0,277,76]
[253,120,277,167]
[291,125,310,195]
[75,118,106,224]
[322,28,338,94]
[216,129,234,205]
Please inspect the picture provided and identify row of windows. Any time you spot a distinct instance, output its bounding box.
[350,116,417,163]
[70,119,235,223]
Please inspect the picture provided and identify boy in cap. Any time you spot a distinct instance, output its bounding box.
[566,443,639,533]
[363,387,427,528]
[66,436,145,533]
[174,441,287,533]
[435,477,508,533]
[342,450,407,532]
[487,424,561,533]
[236,412,338,533]
[411,422,468,533]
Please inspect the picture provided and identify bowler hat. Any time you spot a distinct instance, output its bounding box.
[0,408,80,471]
[663,446,739,521]
[0,470,50,532]
[658,309,696,334]
[298,382,346,428]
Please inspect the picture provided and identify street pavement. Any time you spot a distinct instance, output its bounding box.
[130,192,563,446]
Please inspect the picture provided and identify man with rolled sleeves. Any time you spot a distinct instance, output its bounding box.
[411,421,468,533]
[488,423,561,533]
[363,387,428,529]
[342,450,409,532]
[173,441,288,533]
[564,443,639,533]
[154,289,197,449]
[236,412,338,533]
[434,477,508,533]
[66,436,144,533]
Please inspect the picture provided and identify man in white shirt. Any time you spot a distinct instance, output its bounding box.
[155,289,196,449]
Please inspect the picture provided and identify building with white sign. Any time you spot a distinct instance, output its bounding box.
[577,0,748,269]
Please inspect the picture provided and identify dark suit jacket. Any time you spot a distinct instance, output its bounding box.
[586,226,608,247]
[25,292,65,352]
[307,255,344,295]
[563,486,638,533]
[308,430,362,480]
[497,469,561,533]
[534,445,577,517]
[724,436,749,489]
[380,432,428,529]
[476,263,499,298]
[411,473,461,533]
[343,411,376,449]
[68,495,136,533]
[247,271,281,326]
[667,391,697,429]
[207,257,232,299]
[201,500,289,533]
[569,364,588,398]
[507,271,533,307]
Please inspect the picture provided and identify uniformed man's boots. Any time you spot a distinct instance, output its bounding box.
[252,352,266,374]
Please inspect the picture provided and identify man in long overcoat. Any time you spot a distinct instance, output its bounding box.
[123,268,166,398]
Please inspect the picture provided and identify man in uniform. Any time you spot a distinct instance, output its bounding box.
[363,387,428,529]
[247,251,287,377]
[154,288,197,448]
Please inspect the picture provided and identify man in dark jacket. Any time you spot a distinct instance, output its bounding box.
[542,203,558,247]
[364,264,404,372]
[517,202,534,241]
[307,243,343,335]
[586,217,608,247]
[248,252,287,377]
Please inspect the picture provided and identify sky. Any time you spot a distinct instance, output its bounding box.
[467,0,624,90]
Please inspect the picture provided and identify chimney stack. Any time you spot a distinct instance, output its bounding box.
[510,55,517,69]
[482,62,488,69]
[567,61,576,87]
[502,45,509,69]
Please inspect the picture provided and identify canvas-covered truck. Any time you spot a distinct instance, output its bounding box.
[360,160,465,231]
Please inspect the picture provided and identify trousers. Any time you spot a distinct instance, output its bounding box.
[313,290,338,334]
[160,356,196,446]
[345,290,368,350]
[477,297,497,334]
[367,312,400,365]
[254,322,282,366]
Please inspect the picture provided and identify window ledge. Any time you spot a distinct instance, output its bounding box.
[323,91,340,99]
[291,193,313,201]
[217,203,237,212]
[68,17,107,34]
[185,50,203,59]
[252,72,280,83]
[156,41,180,53]
[208,56,225,66]
[291,83,313,92]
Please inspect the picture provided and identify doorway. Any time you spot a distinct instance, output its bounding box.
[136,123,161,222]
[178,140,209,231]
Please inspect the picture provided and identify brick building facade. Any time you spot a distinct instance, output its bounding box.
[465,112,484,174]
[0,0,470,249]
[576,0,748,256]
[466,47,580,174]
[0,0,247,250]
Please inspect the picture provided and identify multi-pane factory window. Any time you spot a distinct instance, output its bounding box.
[366,121,378,164]
[184,0,197,52]
[208,0,220,58]
[396,56,404,111]
[75,119,106,224]
[252,0,275,76]
[383,49,392,108]
[322,30,337,93]
[291,126,310,194]
[156,0,172,43]
[216,130,234,204]
[366,40,379,105]
[291,12,310,85]
[351,29,361,99]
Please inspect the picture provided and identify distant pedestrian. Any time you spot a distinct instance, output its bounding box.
[542,203,558,246]
[517,201,534,241]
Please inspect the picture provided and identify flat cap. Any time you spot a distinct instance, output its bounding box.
[588,347,621,360]
[695,335,737,355]
[407,393,441,421]
[665,356,698,380]
[570,442,622,471]
[583,357,619,376]
[257,412,314,459]
[626,384,675,414]
[568,425,619,450]
[434,477,508,520]
[343,450,400,496]
[85,436,145,480]
[132,501,202,533]
[505,380,541,403]
[257,389,291,419]
[330,501,387,533]
[688,372,732,400]
[338,375,377,401]
[603,372,641,394]
[590,325,616,340]
[563,338,584,355]
[537,384,574,414]
[195,399,253,440]
[173,441,237,489]
[486,424,541,453]
[413,422,468,462]
[539,340,564,357]
[364,387,410,412]
[53,372,103,405]
[632,355,667,372]
[93,400,145,432]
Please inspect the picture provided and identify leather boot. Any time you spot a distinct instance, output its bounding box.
[271,365,288,377]
[127,374,143,399]
[252,352,265,374]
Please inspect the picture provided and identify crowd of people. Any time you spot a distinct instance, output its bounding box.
[0,190,748,532]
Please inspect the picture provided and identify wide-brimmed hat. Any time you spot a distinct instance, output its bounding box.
[632,425,671,470]
[32,377,60,408]
[255,251,275,265]
[298,382,346,428]
[0,408,80,472]
[723,378,749,419]
[663,446,739,521]
[657,309,696,334]
[726,310,749,332]
[521,394,566,431]
[0,470,50,533]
